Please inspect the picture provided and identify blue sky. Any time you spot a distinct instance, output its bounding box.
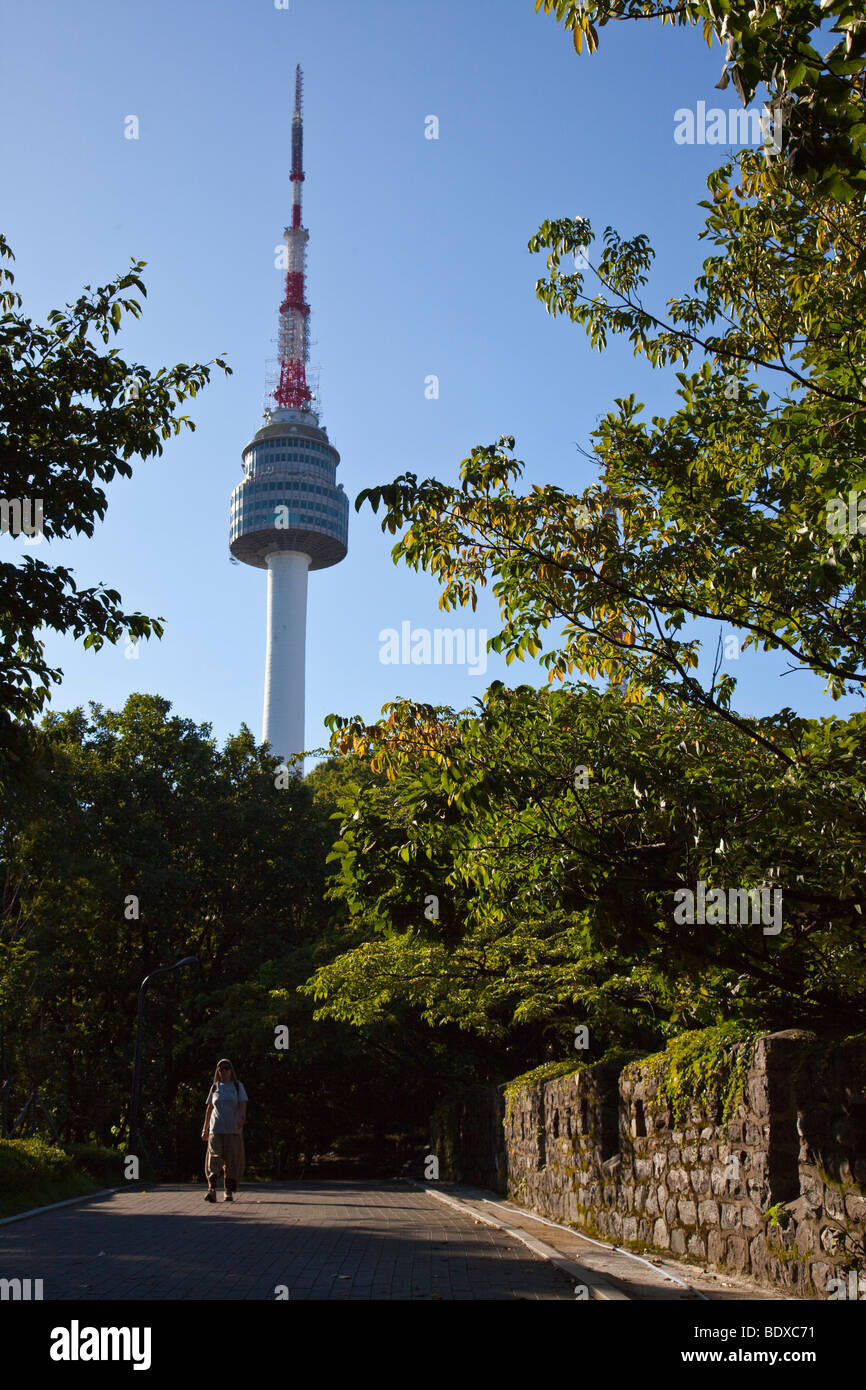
[2,0,852,759]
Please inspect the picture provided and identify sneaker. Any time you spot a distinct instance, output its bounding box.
[204,1189,217,1203]
[223,1191,233,1202]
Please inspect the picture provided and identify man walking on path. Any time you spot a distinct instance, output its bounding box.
[202,1059,248,1203]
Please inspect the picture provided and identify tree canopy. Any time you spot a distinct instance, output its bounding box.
[0,235,230,743]
[537,0,866,199]
[304,10,866,1053]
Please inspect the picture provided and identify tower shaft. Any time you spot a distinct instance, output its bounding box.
[262,551,310,764]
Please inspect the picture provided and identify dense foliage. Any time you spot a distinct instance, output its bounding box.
[0,698,503,1177]
[304,11,866,1052]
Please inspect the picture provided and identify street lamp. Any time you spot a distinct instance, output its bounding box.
[128,956,199,1173]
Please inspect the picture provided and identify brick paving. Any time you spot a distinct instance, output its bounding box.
[0,1180,577,1301]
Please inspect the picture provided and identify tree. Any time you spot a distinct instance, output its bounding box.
[0,234,230,742]
[308,685,866,1043]
[356,145,866,768]
[536,0,866,199]
[0,701,499,1173]
[306,20,866,1048]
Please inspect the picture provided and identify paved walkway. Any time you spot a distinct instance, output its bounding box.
[0,1180,577,1301]
[0,1178,793,1301]
[420,1183,790,1301]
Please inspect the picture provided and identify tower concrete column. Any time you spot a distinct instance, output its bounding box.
[262,549,311,768]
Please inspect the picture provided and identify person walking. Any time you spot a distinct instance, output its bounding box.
[202,1058,248,1203]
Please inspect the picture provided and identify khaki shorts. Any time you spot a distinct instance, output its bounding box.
[206,1131,245,1185]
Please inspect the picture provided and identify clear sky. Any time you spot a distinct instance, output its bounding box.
[2,0,852,758]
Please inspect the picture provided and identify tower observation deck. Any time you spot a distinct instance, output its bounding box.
[230,67,348,768]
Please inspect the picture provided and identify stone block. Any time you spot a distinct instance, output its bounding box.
[667,1147,681,1165]
[824,1186,844,1220]
[700,1145,715,1163]
[652,1218,670,1249]
[748,1073,771,1115]
[677,1199,697,1226]
[668,1165,690,1193]
[721,1202,740,1230]
[682,1145,698,1164]
[698,1199,720,1226]
[707,1229,726,1266]
[795,1220,817,1252]
[820,1226,845,1254]
[646,1187,659,1217]
[726,1234,749,1274]
[634,1158,652,1180]
[671,1228,686,1254]
[809,1261,832,1296]
[653,1152,667,1177]
[690,1168,709,1194]
[741,1204,759,1230]
[687,1233,706,1259]
[665,1197,677,1226]
[750,1234,768,1278]
[726,1121,744,1143]
[710,1165,729,1195]
[845,1192,866,1222]
[622,1216,638,1242]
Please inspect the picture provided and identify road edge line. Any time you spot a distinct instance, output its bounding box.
[0,1186,128,1228]
[411,1180,630,1300]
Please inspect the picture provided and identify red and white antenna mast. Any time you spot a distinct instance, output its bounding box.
[274,65,312,412]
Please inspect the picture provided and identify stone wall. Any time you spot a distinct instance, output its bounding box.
[433,1030,866,1298]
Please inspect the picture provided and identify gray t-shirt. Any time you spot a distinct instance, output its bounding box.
[207,1081,248,1135]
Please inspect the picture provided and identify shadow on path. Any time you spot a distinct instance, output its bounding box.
[0,1180,575,1301]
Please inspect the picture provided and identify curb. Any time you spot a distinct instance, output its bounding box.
[412,1181,630,1300]
[0,1186,129,1229]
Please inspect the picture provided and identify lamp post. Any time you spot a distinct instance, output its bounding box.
[128,956,199,1172]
